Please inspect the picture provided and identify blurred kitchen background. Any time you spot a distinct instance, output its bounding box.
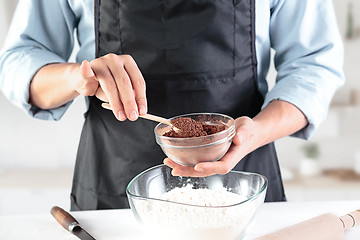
[0,0,359,216]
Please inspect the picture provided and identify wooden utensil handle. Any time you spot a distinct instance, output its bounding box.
[101,103,173,126]
[340,210,360,229]
[139,113,172,125]
[101,103,111,111]
[255,213,344,240]
[51,206,80,232]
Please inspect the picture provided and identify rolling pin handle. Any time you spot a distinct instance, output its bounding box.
[340,210,360,230]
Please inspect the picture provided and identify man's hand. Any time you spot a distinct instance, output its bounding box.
[76,54,147,121]
[164,116,260,177]
[30,54,147,122]
[164,100,308,177]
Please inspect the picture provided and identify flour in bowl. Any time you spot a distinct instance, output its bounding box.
[159,184,247,207]
[133,184,263,240]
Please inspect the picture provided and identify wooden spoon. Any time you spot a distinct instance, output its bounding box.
[101,103,180,131]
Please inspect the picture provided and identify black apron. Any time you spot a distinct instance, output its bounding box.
[71,0,286,211]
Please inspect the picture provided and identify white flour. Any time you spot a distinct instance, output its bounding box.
[133,185,262,240]
[159,184,247,207]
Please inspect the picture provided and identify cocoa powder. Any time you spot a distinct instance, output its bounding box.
[163,117,226,138]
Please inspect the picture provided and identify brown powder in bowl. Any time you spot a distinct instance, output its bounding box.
[163,117,226,138]
[203,124,226,135]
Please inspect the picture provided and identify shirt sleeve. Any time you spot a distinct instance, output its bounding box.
[264,0,345,139]
[0,0,77,121]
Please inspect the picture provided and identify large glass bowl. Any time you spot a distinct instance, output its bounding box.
[126,165,268,240]
[154,113,236,166]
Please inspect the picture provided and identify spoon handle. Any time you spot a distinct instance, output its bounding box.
[101,103,172,125]
[139,113,172,125]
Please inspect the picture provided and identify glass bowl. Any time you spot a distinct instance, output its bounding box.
[126,164,268,240]
[154,113,236,166]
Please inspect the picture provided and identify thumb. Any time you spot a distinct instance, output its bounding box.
[80,60,96,80]
[233,128,245,146]
[232,117,252,146]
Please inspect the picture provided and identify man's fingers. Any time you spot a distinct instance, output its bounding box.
[164,158,200,177]
[90,60,126,121]
[108,62,139,121]
[123,57,147,115]
[163,158,178,168]
[80,60,96,79]
[88,54,147,121]
[194,144,242,175]
[164,158,224,177]
[95,87,108,102]
[164,143,245,177]
[78,60,99,96]
[233,117,252,146]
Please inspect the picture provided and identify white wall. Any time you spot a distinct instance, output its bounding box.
[0,0,18,47]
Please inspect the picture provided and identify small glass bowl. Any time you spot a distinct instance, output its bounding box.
[126,164,268,240]
[154,113,236,166]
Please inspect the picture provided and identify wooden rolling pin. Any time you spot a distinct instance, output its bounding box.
[255,210,360,240]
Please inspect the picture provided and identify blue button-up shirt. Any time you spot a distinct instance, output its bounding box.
[0,0,345,139]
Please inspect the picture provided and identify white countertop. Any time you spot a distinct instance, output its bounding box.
[0,200,359,240]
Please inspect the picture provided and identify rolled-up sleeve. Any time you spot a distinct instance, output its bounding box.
[264,0,345,139]
[0,0,77,120]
